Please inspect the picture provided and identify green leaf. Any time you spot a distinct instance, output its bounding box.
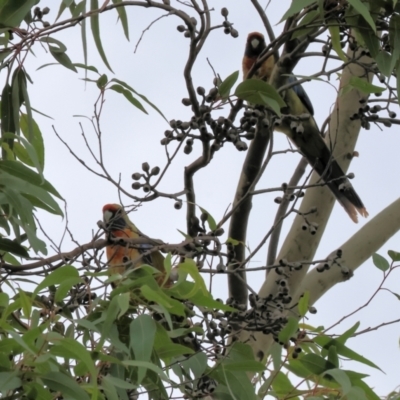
[182,351,207,379]
[55,277,82,302]
[111,78,167,120]
[20,114,45,170]
[129,314,156,384]
[0,160,60,198]
[49,49,77,73]
[314,335,382,371]
[0,0,37,28]
[117,292,129,318]
[42,372,90,400]
[235,79,285,115]
[123,360,170,382]
[141,285,186,316]
[112,0,129,40]
[5,131,44,178]
[224,360,265,372]
[270,370,295,395]
[387,290,400,301]
[72,0,86,18]
[11,70,21,135]
[0,171,62,215]
[354,16,381,57]
[0,371,21,392]
[109,84,148,114]
[1,83,15,151]
[324,368,351,394]
[278,317,299,343]
[0,292,9,307]
[375,51,392,77]
[299,353,337,375]
[327,345,339,368]
[18,288,32,318]
[280,0,317,23]
[90,0,113,72]
[39,38,77,72]
[270,341,282,371]
[97,74,108,89]
[346,386,368,400]
[39,37,68,53]
[177,259,208,297]
[220,367,257,400]
[156,342,193,359]
[199,206,217,231]
[348,77,385,95]
[337,322,360,343]
[218,70,239,98]
[0,237,29,257]
[74,63,99,73]
[17,70,34,144]
[348,0,376,31]
[130,314,156,364]
[372,253,390,271]
[388,250,400,261]
[49,338,97,379]
[328,24,347,62]
[298,290,309,317]
[33,265,79,296]
[291,9,320,39]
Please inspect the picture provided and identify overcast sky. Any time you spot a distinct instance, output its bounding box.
[15,0,400,394]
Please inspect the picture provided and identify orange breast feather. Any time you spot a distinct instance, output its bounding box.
[106,228,141,276]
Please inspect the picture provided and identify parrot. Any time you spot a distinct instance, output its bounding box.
[102,204,200,353]
[102,203,169,286]
[242,31,368,223]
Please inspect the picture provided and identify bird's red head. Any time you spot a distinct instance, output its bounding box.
[245,32,266,59]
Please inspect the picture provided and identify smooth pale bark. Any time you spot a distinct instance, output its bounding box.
[239,48,381,361]
[294,197,400,305]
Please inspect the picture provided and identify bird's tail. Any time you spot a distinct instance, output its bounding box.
[312,156,368,223]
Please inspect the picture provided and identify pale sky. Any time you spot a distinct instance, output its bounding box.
[15,0,400,394]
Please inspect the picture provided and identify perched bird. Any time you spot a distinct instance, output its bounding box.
[242,32,368,222]
[102,203,168,285]
[102,204,199,352]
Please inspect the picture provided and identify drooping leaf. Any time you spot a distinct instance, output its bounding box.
[388,250,400,261]
[0,160,62,199]
[0,0,38,28]
[235,79,285,115]
[372,253,390,271]
[328,24,346,61]
[348,0,376,31]
[20,114,45,170]
[218,70,239,98]
[109,84,148,114]
[90,0,113,71]
[298,290,309,317]
[111,78,167,120]
[199,206,217,231]
[112,0,129,40]
[33,265,79,296]
[279,0,317,23]
[278,317,299,343]
[42,371,90,400]
[0,237,29,258]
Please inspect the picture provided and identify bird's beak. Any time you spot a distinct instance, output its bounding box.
[103,210,127,231]
[250,38,260,49]
[103,210,113,224]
